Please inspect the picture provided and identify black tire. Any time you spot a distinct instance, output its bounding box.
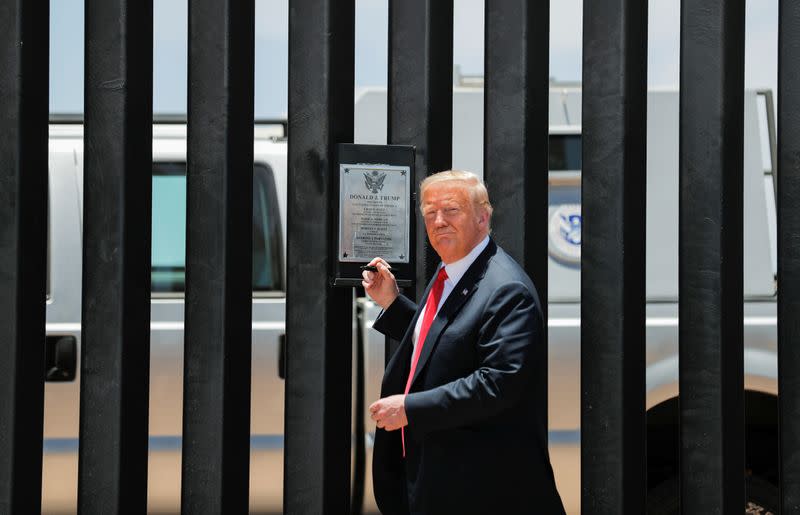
[646,475,777,514]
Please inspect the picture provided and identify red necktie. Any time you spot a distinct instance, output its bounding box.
[402,267,448,456]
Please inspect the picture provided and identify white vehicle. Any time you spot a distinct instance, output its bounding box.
[42,82,778,514]
[43,120,291,513]
[355,82,779,514]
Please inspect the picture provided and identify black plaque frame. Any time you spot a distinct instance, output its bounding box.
[333,143,416,287]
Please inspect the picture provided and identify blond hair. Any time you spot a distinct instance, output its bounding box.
[419,170,494,218]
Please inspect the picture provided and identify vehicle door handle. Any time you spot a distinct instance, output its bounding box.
[45,335,77,382]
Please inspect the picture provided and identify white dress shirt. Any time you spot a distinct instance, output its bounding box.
[411,235,491,354]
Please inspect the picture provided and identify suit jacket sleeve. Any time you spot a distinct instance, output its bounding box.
[371,294,418,342]
[404,281,541,438]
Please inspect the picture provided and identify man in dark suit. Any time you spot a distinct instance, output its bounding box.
[362,171,565,515]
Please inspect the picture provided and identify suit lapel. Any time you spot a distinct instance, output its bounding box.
[409,240,497,388]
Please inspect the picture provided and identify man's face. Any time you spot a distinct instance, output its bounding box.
[421,181,489,264]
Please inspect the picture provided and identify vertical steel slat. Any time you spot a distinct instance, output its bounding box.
[581,0,648,512]
[388,0,453,300]
[284,0,354,513]
[679,0,746,511]
[78,0,153,513]
[180,0,255,512]
[484,1,549,278]
[0,0,49,512]
[779,0,800,511]
[483,0,550,434]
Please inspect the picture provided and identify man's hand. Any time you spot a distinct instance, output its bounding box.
[369,394,408,431]
[362,257,399,310]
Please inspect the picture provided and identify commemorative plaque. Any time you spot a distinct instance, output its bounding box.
[339,164,410,263]
[333,144,416,287]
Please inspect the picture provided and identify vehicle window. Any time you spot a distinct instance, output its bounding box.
[252,164,284,292]
[549,134,582,171]
[151,162,283,294]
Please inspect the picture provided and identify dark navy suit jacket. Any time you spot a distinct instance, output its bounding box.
[371,239,565,515]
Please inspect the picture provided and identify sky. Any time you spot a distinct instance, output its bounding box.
[50,0,779,118]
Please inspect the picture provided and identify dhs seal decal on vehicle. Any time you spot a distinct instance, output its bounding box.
[548,204,581,265]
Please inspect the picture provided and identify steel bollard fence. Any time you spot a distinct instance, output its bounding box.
[180,0,255,513]
[78,1,153,513]
[581,0,648,512]
[0,0,49,512]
